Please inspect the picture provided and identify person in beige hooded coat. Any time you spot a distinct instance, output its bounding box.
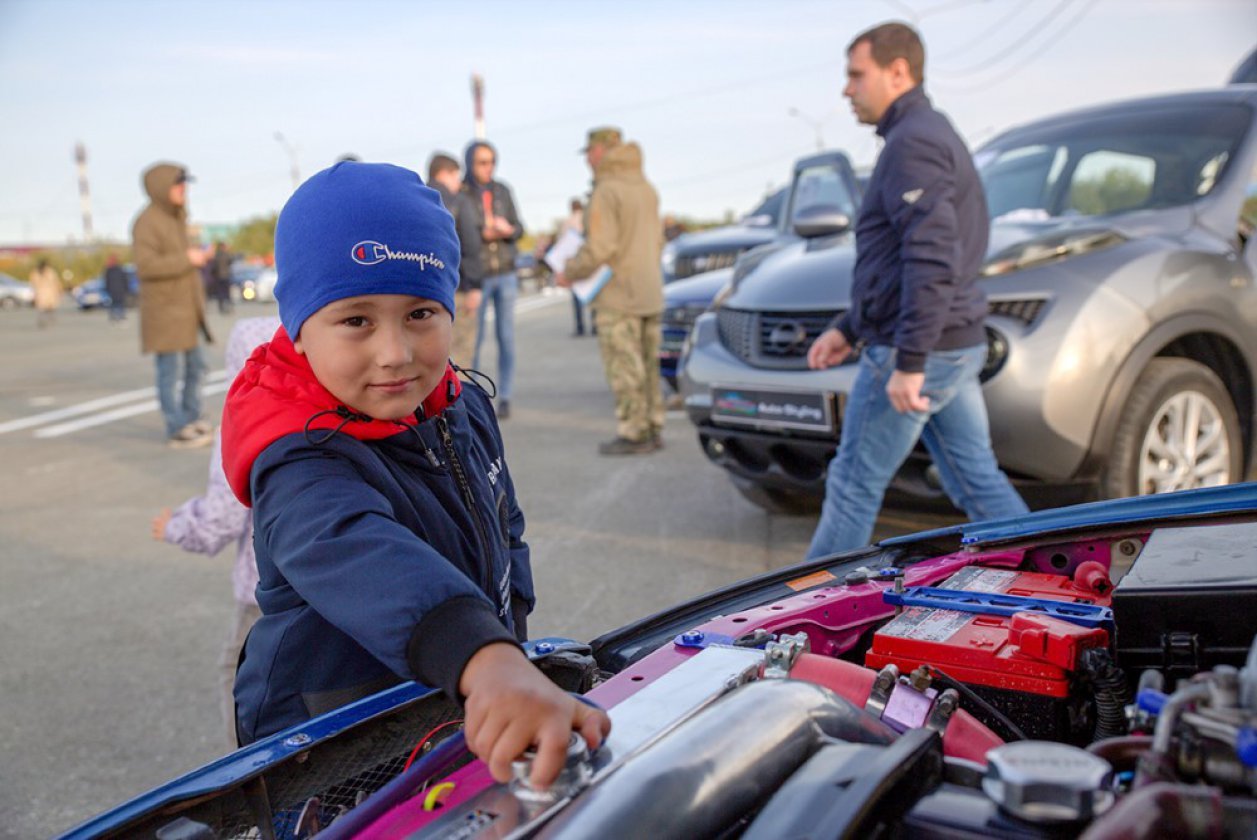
[29,259,62,328]
[132,162,215,448]
[561,127,666,455]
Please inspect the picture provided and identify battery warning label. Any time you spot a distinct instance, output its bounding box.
[944,566,1018,593]
[877,607,972,643]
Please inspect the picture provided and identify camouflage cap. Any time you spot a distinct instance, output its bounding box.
[580,126,623,153]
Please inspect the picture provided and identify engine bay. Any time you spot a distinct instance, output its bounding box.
[320,519,1257,839]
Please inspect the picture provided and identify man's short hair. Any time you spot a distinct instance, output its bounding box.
[427,153,460,183]
[848,22,924,84]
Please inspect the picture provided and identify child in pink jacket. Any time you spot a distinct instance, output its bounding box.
[151,316,280,749]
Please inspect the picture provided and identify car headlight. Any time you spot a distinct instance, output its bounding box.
[710,281,735,311]
[661,242,677,276]
[982,229,1125,277]
[730,244,779,286]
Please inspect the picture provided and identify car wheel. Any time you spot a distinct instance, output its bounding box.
[1102,358,1242,498]
[732,478,821,515]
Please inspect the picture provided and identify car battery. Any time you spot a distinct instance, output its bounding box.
[865,565,1112,740]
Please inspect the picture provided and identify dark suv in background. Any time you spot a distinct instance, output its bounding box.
[680,88,1257,512]
[661,187,786,285]
[660,152,863,388]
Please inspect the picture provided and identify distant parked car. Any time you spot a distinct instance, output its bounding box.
[0,273,35,308]
[661,186,791,284]
[240,267,278,302]
[659,151,864,386]
[73,266,138,310]
[681,87,1257,513]
[660,268,734,390]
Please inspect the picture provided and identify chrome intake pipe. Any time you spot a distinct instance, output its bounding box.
[533,678,896,840]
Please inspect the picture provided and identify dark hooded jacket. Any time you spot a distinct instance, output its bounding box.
[460,141,524,282]
[834,86,988,373]
[131,163,212,353]
[220,329,533,742]
[432,181,484,292]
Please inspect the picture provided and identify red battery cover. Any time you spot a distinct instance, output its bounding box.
[864,566,1111,698]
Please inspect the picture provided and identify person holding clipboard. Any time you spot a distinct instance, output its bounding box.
[556,127,665,456]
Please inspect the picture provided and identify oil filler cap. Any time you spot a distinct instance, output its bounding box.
[982,741,1114,824]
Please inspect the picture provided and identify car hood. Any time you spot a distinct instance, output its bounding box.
[672,224,779,256]
[726,208,1189,311]
[986,207,1191,254]
[664,268,735,308]
[724,235,857,310]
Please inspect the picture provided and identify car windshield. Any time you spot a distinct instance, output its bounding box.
[784,162,858,229]
[976,102,1252,221]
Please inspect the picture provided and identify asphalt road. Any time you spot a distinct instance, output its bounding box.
[0,296,959,839]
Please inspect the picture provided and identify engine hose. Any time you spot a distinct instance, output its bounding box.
[1082,648,1131,741]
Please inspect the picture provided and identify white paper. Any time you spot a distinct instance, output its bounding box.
[571,265,613,306]
[543,228,584,274]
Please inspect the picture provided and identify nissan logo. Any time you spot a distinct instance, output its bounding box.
[767,321,808,353]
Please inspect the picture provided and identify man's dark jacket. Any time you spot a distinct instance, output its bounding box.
[460,141,524,282]
[220,330,532,743]
[835,86,988,373]
[432,181,483,292]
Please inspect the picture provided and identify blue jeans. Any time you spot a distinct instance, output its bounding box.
[473,272,517,400]
[806,344,1029,558]
[155,345,207,437]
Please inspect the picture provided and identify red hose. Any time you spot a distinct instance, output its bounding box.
[790,653,1003,764]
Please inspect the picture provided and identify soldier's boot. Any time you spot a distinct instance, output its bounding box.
[598,436,656,456]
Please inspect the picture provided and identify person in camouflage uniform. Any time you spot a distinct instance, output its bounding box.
[560,127,665,455]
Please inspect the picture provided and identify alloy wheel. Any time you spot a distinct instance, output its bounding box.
[1136,390,1232,494]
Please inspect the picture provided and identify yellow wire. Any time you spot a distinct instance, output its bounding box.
[423,782,456,812]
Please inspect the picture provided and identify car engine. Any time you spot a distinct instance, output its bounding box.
[311,520,1257,839]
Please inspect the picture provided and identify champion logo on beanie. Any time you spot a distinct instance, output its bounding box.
[274,161,461,339]
[350,240,447,270]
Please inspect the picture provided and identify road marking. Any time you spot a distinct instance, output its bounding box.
[0,370,228,436]
[5,295,563,439]
[481,293,563,322]
[34,381,232,438]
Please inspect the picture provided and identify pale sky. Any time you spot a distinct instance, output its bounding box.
[0,0,1253,245]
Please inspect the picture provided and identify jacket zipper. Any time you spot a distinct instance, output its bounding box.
[435,415,495,596]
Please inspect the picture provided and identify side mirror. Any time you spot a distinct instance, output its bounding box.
[792,204,852,239]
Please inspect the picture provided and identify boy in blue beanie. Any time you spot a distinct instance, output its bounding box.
[220,162,609,788]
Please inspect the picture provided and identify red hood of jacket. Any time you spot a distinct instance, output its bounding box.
[221,327,461,506]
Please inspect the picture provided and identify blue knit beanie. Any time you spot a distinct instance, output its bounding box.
[274,161,461,339]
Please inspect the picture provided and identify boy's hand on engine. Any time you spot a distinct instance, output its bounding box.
[459,642,611,788]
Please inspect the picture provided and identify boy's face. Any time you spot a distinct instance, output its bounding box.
[294,293,452,421]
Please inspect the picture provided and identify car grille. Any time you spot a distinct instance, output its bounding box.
[988,297,1046,326]
[674,250,741,280]
[717,309,843,369]
[661,307,703,355]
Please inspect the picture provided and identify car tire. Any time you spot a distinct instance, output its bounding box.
[1102,357,1243,499]
[732,478,821,515]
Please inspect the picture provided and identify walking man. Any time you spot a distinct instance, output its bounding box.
[558,127,665,455]
[132,162,214,449]
[463,141,523,419]
[427,152,482,370]
[805,22,1027,557]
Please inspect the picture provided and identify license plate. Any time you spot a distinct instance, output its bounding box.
[710,385,837,434]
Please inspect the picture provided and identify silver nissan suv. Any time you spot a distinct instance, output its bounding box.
[680,87,1257,512]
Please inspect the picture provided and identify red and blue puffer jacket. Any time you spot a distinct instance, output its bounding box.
[221,328,532,743]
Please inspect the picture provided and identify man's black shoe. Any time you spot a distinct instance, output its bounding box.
[497,400,511,420]
[598,436,655,456]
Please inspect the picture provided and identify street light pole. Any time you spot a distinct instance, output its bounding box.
[274,131,300,192]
